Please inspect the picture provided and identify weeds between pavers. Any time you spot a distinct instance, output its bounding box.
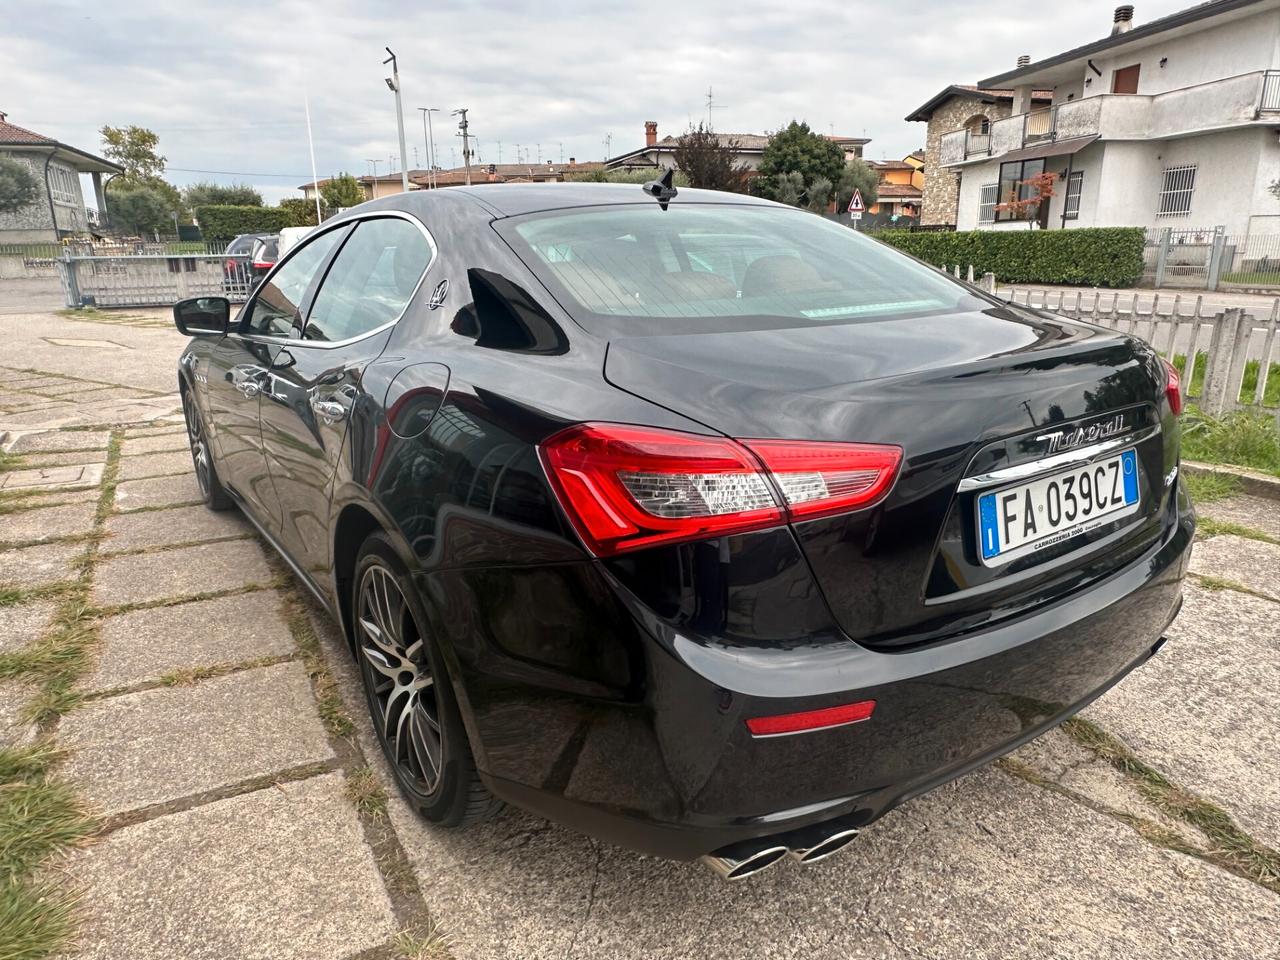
[1183,470,1242,505]
[0,744,96,959]
[1182,408,1280,478]
[1195,516,1280,545]
[344,766,389,819]
[1189,572,1274,600]
[1062,716,1280,890]
[394,920,454,960]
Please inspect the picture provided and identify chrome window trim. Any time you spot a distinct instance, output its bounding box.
[234,209,438,352]
[956,424,1161,492]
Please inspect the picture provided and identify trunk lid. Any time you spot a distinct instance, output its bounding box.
[603,303,1176,649]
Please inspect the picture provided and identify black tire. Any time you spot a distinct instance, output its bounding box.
[182,386,234,511]
[352,531,501,827]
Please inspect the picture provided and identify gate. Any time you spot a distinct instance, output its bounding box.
[57,252,255,308]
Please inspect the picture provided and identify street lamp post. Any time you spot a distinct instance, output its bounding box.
[452,108,472,186]
[418,107,441,188]
[383,47,411,192]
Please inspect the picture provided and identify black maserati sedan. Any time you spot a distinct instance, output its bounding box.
[172,182,1194,880]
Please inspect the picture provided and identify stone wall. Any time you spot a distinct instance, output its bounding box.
[919,95,1016,226]
[0,150,56,241]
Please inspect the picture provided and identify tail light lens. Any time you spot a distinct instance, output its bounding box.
[1161,358,1183,416]
[252,260,274,270]
[746,700,876,737]
[539,423,902,556]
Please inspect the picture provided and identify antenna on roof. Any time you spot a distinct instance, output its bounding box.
[642,168,678,210]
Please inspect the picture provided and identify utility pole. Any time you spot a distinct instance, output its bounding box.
[559,142,564,164]
[497,140,502,164]
[453,107,472,186]
[536,142,542,164]
[383,47,410,192]
[514,143,522,165]
[602,133,612,161]
[418,107,440,188]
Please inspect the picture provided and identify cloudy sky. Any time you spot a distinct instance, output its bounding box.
[4,0,1189,206]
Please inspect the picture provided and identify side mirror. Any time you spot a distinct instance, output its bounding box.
[174,297,230,336]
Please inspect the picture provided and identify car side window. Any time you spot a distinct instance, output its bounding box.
[303,218,431,343]
[243,228,344,338]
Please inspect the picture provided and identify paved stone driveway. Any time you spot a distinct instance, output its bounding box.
[1,308,1278,959]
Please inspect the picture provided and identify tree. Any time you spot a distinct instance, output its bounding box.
[996,171,1056,228]
[565,168,691,186]
[0,157,41,215]
[756,121,845,204]
[805,176,833,213]
[100,125,166,183]
[671,124,750,193]
[182,181,263,208]
[105,182,175,235]
[773,171,806,207]
[836,158,878,212]
[278,197,324,228]
[320,173,365,209]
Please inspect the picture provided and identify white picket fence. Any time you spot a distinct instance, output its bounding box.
[937,266,1280,418]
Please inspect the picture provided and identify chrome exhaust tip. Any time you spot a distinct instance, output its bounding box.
[786,826,860,865]
[699,842,790,881]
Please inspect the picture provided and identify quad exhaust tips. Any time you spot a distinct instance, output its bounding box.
[699,822,860,880]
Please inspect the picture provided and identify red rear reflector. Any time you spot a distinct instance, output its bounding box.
[538,424,903,556]
[746,700,876,737]
[252,260,274,270]
[1161,358,1183,416]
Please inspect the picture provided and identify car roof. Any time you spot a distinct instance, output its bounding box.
[361,182,780,219]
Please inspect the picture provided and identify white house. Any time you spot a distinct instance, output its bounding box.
[936,0,1280,238]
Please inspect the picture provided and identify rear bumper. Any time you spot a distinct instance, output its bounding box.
[444,490,1194,860]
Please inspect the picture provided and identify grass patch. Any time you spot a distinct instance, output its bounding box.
[0,744,96,960]
[344,766,388,819]
[394,921,453,960]
[1196,516,1279,544]
[1181,408,1280,477]
[1190,572,1268,597]
[1063,716,1280,889]
[1221,270,1280,288]
[278,587,355,739]
[1170,352,1280,408]
[1182,470,1241,505]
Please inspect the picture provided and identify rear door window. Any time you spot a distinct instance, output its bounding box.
[242,228,344,338]
[302,217,432,343]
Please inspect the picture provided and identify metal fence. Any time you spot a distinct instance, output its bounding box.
[57,253,255,308]
[1004,285,1280,417]
[1142,226,1280,292]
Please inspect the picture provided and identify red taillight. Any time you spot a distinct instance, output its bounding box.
[745,700,876,737]
[538,423,902,556]
[252,260,274,270]
[1161,358,1183,416]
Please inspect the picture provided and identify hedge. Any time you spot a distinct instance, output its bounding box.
[875,227,1146,288]
[194,205,290,242]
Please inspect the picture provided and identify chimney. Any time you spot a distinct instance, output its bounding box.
[569,157,576,166]
[644,121,658,147]
[1112,5,1134,34]
[1017,54,1031,67]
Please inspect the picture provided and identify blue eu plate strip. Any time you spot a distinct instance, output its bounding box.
[978,492,1000,559]
[1122,449,1138,504]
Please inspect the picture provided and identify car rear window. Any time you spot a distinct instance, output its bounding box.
[498,203,983,333]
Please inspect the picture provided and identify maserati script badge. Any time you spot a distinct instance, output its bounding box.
[1036,413,1129,454]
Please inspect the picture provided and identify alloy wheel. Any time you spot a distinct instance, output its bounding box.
[183,392,211,499]
[357,564,443,795]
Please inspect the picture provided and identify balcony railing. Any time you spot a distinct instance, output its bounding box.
[938,71,1280,166]
[1262,70,1280,113]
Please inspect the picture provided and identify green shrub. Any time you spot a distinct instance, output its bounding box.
[1181,408,1280,476]
[194,205,289,242]
[875,227,1146,288]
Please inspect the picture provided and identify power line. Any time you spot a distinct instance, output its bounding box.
[166,166,313,178]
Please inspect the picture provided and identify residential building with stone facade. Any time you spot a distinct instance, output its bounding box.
[926,0,1280,235]
[907,87,1051,225]
[0,113,120,243]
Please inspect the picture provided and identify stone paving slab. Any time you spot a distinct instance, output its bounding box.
[1188,534,1280,599]
[5,429,111,453]
[381,763,1280,960]
[113,473,203,512]
[32,381,106,397]
[9,450,109,468]
[0,539,82,589]
[1086,581,1280,849]
[0,487,101,507]
[120,432,191,456]
[0,678,37,748]
[124,424,188,438]
[0,599,56,653]
[116,449,192,482]
[0,500,98,545]
[92,539,272,607]
[68,386,159,402]
[1199,494,1280,540]
[0,462,104,492]
[70,773,397,960]
[102,502,250,554]
[61,661,333,816]
[87,591,294,690]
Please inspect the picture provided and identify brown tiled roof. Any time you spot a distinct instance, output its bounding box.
[409,161,606,188]
[0,117,55,145]
[869,159,917,170]
[876,183,923,199]
[654,133,771,151]
[905,84,1054,122]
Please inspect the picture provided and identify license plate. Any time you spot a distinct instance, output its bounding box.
[977,449,1140,566]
